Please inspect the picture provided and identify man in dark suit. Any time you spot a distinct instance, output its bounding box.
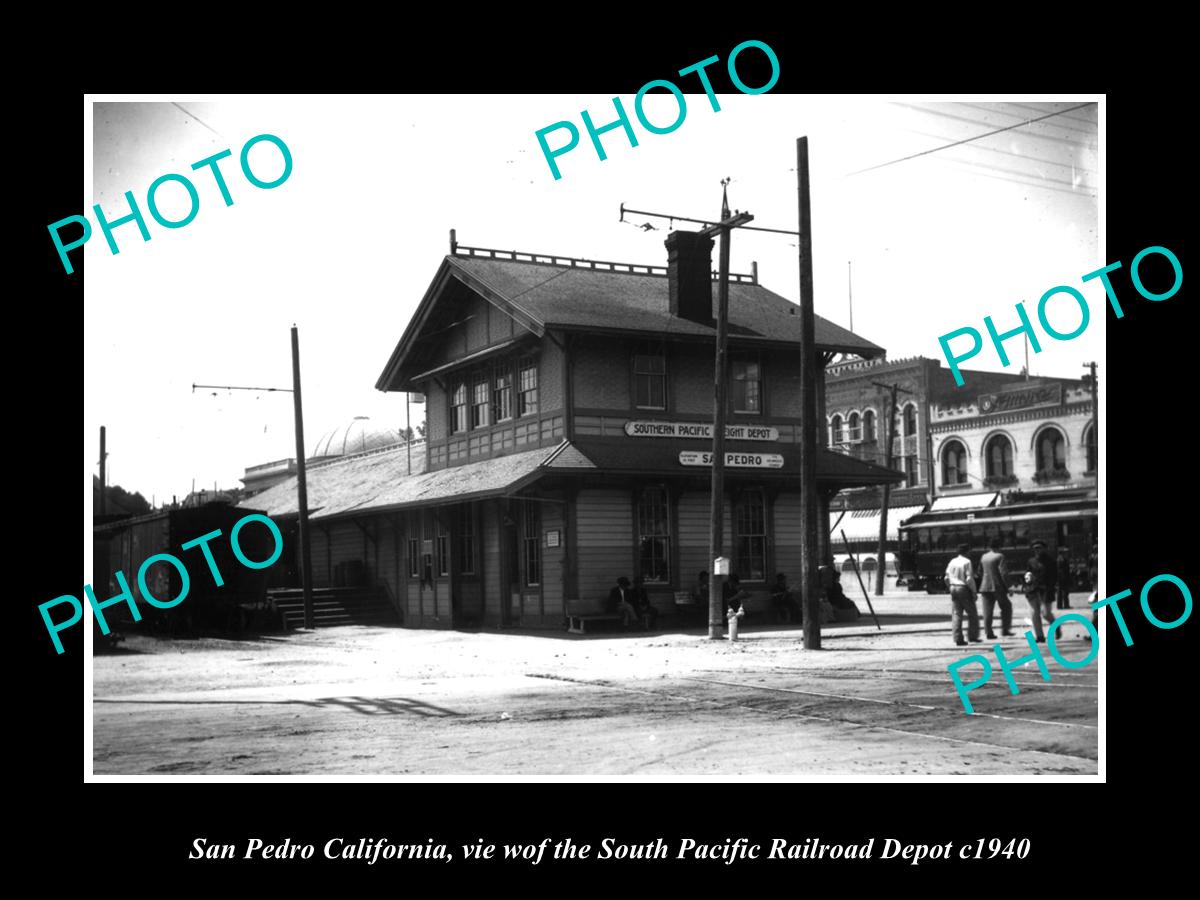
[1024,541,1056,642]
[1055,548,1071,609]
[608,576,638,628]
[978,537,1013,640]
[630,575,658,630]
[770,572,802,624]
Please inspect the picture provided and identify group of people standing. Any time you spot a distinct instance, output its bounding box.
[944,539,1074,646]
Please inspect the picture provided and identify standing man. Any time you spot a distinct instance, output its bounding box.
[1024,540,1056,643]
[978,537,1013,640]
[944,542,981,647]
[1055,548,1071,609]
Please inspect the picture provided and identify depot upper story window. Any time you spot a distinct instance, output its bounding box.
[730,355,762,415]
[449,354,539,435]
[633,342,667,410]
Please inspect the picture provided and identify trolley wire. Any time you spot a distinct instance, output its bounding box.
[848,102,1097,176]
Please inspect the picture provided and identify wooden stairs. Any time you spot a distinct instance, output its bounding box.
[267,585,401,629]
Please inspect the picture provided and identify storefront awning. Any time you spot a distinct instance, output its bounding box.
[829,505,927,543]
[929,492,998,512]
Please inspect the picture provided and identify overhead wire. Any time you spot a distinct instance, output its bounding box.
[171,102,223,138]
[1000,101,1099,128]
[848,101,1097,175]
[905,127,1097,178]
[918,101,1099,143]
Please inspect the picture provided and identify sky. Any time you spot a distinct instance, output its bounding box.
[85,95,1100,505]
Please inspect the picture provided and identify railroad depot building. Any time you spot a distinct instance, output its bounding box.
[245,232,902,629]
[823,355,1097,578]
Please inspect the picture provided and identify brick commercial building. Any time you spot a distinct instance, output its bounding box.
[246,231,902,629]
[823,355,1097,586]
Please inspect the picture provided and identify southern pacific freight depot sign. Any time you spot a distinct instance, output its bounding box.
[680,451,784,469]
[625,421,779,441]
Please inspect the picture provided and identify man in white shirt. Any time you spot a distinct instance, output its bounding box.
[945,543,982,647]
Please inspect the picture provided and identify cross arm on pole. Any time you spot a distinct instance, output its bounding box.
[698,211,754,238]
[621,203,785,235]
[192,382,294,393]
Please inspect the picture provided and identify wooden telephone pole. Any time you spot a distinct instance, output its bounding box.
[796,138,822,649]
[291,326,315,630]
[1083,361,1098,470]
[98,426,108,515]
[871,380,913,595]
[191,326,315,629]
[703,182,754,638]
[623,180,821,641]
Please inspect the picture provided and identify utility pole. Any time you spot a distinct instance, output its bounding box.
[98,426,108,516]
[797,138,822,650]
[871,380,913,595]
[926,428,937,504]
[847,260,854,333]
[291,326,315,630]
[1083,361,1098,470]
[621,190,805,643]
[191,325,315,629]
[703,182,754,639]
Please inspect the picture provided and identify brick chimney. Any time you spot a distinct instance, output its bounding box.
[665,231,715,324]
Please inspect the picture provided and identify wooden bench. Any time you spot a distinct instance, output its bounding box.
[565,599,624,634]
[673,590,707,622]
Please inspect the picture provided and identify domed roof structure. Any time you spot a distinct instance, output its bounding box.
[311,416,402,460]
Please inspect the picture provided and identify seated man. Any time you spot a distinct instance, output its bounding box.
[824,570,860,622]
[685,571,709,621]
[769,572,802,624]
[631,575,658,630]
[607,576,639,628]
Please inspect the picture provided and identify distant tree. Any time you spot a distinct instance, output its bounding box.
[400,426,415,442]
[94,477,152,515]
[417,421,426,438]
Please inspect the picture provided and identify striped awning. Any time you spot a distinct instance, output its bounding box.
[830,505,927,543]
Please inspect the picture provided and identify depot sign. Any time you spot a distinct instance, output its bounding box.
[626,421,779,441]
[679,451,784,469]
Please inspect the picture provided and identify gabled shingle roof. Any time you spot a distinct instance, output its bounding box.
[448,255,877,349]
[378,253,883,391]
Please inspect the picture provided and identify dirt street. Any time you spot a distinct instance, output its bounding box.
[92,594,1099,777]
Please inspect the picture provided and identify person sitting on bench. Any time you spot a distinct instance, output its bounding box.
[770,572,802,624]
[631,575,658,630]
[824,568,860,622]
[690,571,709,612]
[608,576,639,628]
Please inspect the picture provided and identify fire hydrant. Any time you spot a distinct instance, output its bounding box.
[727,603,745,641]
